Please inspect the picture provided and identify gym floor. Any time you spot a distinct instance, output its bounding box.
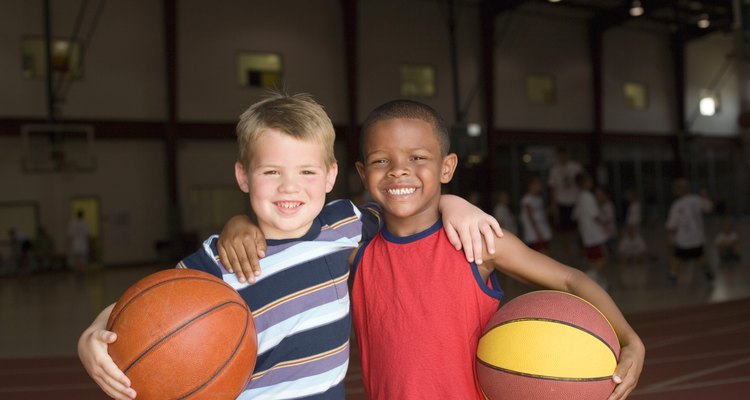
[1,216,748,399]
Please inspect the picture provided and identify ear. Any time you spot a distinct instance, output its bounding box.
[439,153,458,184]
[325,162,339,193]
[235,161,250,193]
[355,161,366,182]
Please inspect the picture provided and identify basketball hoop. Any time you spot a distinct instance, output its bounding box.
[21,123,95,173]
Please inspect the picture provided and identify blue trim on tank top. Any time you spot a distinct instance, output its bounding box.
[381,218,504,299]
[381,219,442,244]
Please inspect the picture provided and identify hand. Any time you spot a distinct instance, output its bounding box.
[608,338,645,400]
[78,328,136,400]
[439,194,503,264]
[217,214,267,283]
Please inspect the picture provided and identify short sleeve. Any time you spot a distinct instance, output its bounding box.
[357,202,382,242]
[176,236,223,279]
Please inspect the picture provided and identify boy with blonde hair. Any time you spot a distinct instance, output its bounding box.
[78,93,500,400]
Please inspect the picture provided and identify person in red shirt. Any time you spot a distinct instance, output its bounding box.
[351,99,644,400]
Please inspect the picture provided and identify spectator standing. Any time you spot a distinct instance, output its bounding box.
[519,178,553,254]
[492,191,519,236]
[665,179,713,285]
[68,210,90,271]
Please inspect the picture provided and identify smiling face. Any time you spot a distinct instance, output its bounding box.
[356,118,457,236]
[235,129,337,239]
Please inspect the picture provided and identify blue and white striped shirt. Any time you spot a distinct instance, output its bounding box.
[178,199,379,399]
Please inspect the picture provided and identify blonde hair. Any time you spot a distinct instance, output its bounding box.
[236,91,336,168]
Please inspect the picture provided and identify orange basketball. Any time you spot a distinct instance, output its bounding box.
[107,269,257,399]
[476,291,620,400]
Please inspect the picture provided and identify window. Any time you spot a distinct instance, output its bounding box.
[526,74,556,104]
[400,65,436,97]
[624,82,648,110]
[237,52,282,88]
[21,37,82,79]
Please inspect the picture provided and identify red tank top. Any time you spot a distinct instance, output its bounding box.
[351,220,502,399]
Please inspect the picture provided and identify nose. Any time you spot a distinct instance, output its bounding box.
[278,175,300,193]
[387,158,410,178]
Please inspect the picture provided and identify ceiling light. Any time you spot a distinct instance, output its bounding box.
[630,1,644,17]
[548,0,562,3]
[697,14,710,29]
[699,97,716,116]
[699,90,719,116]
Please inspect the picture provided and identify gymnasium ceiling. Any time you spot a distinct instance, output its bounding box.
[479,0,735,40]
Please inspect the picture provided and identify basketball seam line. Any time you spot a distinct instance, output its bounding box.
[486,317,620,361]
[176,304,253,400]
[106,276,233,330]
[476,358,614,382]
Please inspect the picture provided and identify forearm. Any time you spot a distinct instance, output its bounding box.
[84,303,115,334]
[567,271,642,348]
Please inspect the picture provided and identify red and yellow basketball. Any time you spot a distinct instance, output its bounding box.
[107,268,257,399]
[476,290,620,400]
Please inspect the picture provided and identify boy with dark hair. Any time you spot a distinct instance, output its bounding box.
[351,99,644,400]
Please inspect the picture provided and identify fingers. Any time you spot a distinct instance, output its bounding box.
[96,330,117,344]
[98,366,135,399]
[608,365,637,400]
[443,224,463,252]
[238,235,261,282]
[217,245,233,273]
[459,225,476,264]
[480,224,497,256]
[488,218,504,238]
[469,224,483,265]
[224,244,249,283]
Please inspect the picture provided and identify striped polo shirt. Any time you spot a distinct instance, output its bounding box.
[178,199,379,399]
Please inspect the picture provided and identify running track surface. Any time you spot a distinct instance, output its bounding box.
[2,298,749,399]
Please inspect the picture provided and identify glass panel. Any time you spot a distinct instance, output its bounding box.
[236,52,282,88]
[400,65,435,97]
[526,74,555,104]
[624,82,648,110]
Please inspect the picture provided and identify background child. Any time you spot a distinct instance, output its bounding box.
[492,190,519,236]
[714,219,740,264]
[665,179,713,285]
[573,173,610,285]
[596,186,618,253]
[519,177,553,254]
[350,100,643,400]
[78,93,500,400]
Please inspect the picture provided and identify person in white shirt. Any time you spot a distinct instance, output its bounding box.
[714,219,740,264]
[68,210,90,271]
[573,173,609,281]
[519,178,552,254]
[618,225,647,263]
[665,178,713,284]
[623,189,642,229]
[492,190,519,236]
[547,148,583,231]
[595,186,617,251]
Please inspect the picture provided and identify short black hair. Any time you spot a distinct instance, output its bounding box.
[359,99,450,160]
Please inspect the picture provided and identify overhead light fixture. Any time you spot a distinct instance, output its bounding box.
[699,91,719,116]
[629,0,644,17]
[548,0,562,3]
[697,14,710,29]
